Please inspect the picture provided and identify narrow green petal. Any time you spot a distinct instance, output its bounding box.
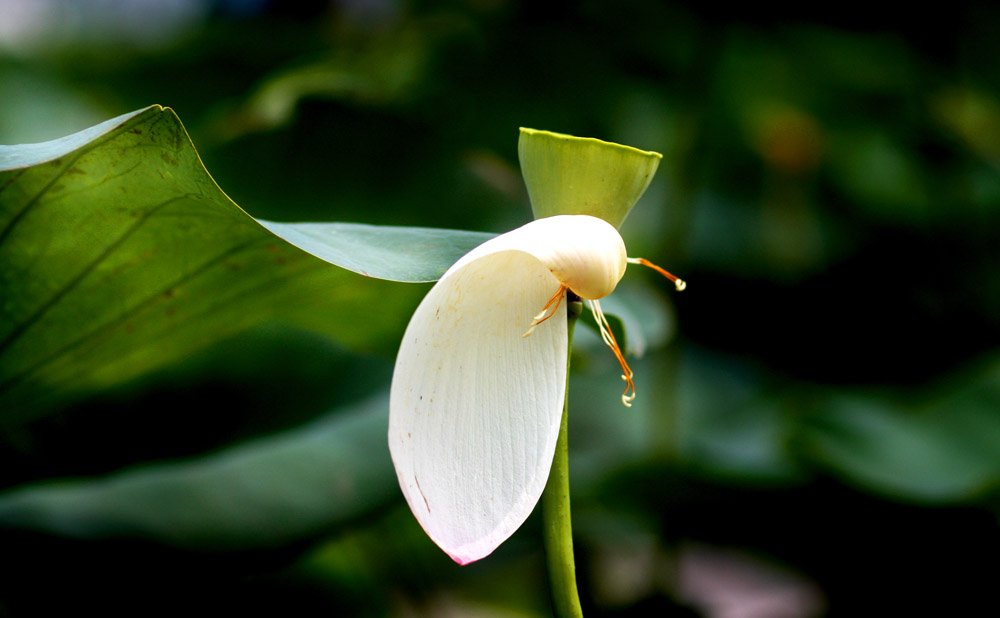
[518,128,662,228]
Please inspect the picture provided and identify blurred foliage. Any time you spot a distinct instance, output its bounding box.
[1,0,999,616]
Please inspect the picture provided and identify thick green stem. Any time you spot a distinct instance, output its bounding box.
[542,299,584,618]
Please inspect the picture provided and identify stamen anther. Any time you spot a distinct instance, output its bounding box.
[627,257,686,291]
[523,285,568,337]
[588,299,636,407]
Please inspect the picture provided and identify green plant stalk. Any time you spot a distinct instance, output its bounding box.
[542,298,584,618]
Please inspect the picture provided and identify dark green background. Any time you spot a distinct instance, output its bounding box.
[1,1,998,616]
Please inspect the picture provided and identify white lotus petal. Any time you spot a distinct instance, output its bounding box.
[389,256,566,563]
[451,215,627,300]
[388,215,628,564]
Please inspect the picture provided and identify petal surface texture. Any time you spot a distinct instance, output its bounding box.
[389,217,625,564]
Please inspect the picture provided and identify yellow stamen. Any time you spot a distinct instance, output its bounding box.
[587,299,635,407]
[627,257,686,291]
[523,284,568,337]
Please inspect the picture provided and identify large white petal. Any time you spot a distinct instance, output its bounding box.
[389,244,567,564]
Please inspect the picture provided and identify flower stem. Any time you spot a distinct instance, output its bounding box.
[542,297,584,618]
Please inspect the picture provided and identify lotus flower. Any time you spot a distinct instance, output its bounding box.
[388,128,682,564]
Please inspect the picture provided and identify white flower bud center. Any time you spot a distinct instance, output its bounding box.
[526,215,627,300]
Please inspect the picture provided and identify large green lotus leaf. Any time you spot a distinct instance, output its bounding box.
[0,105,492,424]
[0,394,396,550]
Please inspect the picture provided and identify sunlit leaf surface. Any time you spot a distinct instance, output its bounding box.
[0,106,490,422]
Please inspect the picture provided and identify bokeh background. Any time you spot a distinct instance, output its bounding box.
[2,0,999,616]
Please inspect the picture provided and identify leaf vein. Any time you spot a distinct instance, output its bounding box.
[0,193,193,361]
[0,111,163,248]
[0,232,272,408]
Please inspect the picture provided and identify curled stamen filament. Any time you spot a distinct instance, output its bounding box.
[587,299,635,407]
[627,257,686,291]
[523,284,568,337]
